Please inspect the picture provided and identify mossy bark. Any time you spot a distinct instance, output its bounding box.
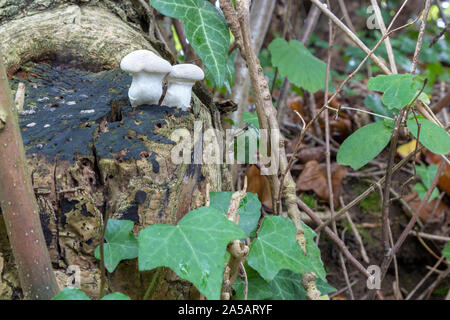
[0,0,230,300]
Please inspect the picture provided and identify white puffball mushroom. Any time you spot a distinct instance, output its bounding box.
[162,64,205,111]
[120,50,172,107]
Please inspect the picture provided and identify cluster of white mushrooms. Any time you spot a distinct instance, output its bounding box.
[120,50,204,111]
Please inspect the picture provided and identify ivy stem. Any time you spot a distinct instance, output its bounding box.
[143,268,162,300]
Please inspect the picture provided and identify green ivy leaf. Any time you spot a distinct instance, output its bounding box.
[138,207,245,300]
[301,221,327,279]
[407,117,450,155]
[368,74,423,109]
[269,270,335,300]
[150,0,230,86]
[101,292,132,300]
[209,192,261,237]
[443,242,450,261]
[269,38,327,93]
[52,287,91,300]
[337,121,394,170]
[233,264,335,300]
[268,270,307,300]
[233,263,273,300]
[316,277,337,296]
[364,94,395,122]
[94,219,138,273]
[247,217,326,281]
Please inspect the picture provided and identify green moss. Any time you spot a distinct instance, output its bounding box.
[353,183,381,215]
[300,194,317,210]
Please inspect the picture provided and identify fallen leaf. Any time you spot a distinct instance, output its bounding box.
[286,93,351,142]
[246,165,273,210]
[402,189,447,222]
[397,139,419,159]
[296,146,326,164]
[286,139,325,164]
[296,160,347,207]
[423,149,450,197]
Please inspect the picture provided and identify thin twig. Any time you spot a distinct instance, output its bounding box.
[297,200,370,279]
[370,0,398,73]
[418,267,450,300]
[324,2,353,300]
[378,160,445,297]
[279,5,417,209]
[373,1,434,299]
[406,256,446,300]
[316,144,427,233]
[340,197,370,264]
[310,0,391,74]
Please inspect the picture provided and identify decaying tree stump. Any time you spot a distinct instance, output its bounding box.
[0,0,230,299]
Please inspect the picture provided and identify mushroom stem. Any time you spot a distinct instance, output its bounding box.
[129,72,167,107]
[163,80,196,111]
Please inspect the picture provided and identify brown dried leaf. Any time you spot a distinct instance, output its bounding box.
[296,146,326,164]
[246,165,272,210]
[403,190,448,222]
[296,160,347,207]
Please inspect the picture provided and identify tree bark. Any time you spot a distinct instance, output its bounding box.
[0,0,229,299]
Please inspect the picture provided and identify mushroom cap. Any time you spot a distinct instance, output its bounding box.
[167,64,205,82]
[120,50,172,74]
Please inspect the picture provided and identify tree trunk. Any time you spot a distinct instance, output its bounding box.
[0,0,230,300]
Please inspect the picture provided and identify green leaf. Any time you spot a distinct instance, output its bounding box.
[269,38,327,93]
[138,207,245,300]
[316,277,337,296]
[413,183,439,203]
[301,221,327,280]
[368,74,422,109]
[337,121,394,170]
[150,0,230,86]
[268,270,307,300]
[364,94,395,122]
[94,219,138,273]
[242,112,260,129]
[233,265,335,300]
[407,117,450,155]
[52,287,91,300]
[416,164,438,189]
[247,217,326,281]
[209,192,261,237]
[101,292,132,300]
[443,242,450,261]
[233,263,273,300]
